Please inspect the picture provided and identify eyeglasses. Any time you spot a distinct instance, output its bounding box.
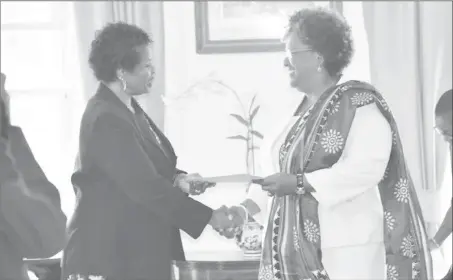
[285,48,313,59]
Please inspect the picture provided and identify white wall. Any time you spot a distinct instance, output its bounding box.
[162,1,371,254]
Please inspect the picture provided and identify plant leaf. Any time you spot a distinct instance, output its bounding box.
[249,94,257,113]
[229,114,249,126]
[226,135,248,141]
[251,130,264,139]
[249,105,260,122]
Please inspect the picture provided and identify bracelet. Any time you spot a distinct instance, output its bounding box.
[295,173,305,195]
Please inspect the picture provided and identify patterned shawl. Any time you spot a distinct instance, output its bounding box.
[259,80,432,280]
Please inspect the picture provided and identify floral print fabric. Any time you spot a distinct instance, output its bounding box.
[259,81,432,280]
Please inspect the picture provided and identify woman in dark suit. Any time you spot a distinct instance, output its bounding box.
[61,22,236,280]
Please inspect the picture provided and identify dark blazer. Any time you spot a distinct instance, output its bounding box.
[61,84,213,280]
[1,73,66,280]
[0,127,67,280]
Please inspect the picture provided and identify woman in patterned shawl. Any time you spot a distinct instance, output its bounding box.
[228,7,432,280]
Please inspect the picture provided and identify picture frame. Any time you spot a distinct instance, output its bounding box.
[194,1,343,54]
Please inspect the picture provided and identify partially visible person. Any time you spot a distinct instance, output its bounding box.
[0,72,67,280]
[429,89,452,280]
[61,22,238,280]
[222,7,432,280]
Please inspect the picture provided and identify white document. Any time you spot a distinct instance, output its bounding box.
[203,174,262,184]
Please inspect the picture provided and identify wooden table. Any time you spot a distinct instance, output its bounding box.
[173,251,260,280]
[25,251,260,280]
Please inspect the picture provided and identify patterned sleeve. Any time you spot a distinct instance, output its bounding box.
[305,103,392,207]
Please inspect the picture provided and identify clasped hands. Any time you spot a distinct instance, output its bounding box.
[209,205,248,239]
[176,172,299,238]
[207,173,298,237]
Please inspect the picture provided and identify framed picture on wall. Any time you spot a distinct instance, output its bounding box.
[194,1,343,54]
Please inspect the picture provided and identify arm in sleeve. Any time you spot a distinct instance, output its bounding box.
[305,103,392,207]
[0,138,67,259]
[89,114,213,239]
[173,169,188,182]
[172,169,188,196]
[176,169,187,175]
[433,204,452,245]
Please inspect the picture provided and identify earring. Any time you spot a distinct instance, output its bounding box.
[119,76,127,92]
[317,66,322,72]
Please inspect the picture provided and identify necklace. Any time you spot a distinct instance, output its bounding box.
[131,98,163,147]
[144,117,163,146]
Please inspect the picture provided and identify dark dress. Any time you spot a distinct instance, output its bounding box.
[61,84,213,280]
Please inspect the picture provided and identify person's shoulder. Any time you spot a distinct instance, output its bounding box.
[82,95,129,128]
[335,80,381,109]
[84,98,112,119]
[335,80,391,127]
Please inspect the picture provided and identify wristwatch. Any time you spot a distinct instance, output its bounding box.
[295,173,305,195]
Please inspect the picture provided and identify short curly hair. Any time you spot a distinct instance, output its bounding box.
[88,22,152,83]
[287,7,354,77]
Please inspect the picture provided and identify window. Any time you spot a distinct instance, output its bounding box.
[1,2,77,218]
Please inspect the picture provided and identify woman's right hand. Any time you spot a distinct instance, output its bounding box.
[175,173,216,195]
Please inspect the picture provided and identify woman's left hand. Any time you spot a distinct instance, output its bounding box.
[260,172,297,197]
[176,173,216,195]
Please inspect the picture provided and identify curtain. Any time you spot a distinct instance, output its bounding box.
[71,1,166,129]
[362,2,452,277]
[362,0,451,211]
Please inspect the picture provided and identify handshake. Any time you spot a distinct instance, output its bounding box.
[208,205,247,239]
